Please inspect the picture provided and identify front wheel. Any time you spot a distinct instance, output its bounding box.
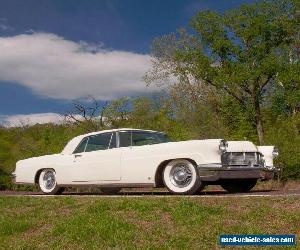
[220,179,257,193]
[163,159,202,195]
[38,169,64,195]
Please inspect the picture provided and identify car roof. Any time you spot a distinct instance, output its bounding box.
[61,128,163,155]
[80,128,161,138]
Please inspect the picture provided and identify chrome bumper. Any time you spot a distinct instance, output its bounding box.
[197,164,279,182]
[11,172,16,183]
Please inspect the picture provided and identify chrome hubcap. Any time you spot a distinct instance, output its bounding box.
[170,164,193,188]
[43,171,55,190]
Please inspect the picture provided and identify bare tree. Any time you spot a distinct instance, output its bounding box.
[65,96,108,132]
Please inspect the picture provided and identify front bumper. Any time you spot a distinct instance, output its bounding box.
[197,165,278,182]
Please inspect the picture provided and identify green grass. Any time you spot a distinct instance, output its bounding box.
[0,196,299,249]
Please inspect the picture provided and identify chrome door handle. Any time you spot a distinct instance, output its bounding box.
[74,154,82,158]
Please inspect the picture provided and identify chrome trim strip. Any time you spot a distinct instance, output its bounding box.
[198,166,269,171]
[197,163,222,168]
[59,183,155,188]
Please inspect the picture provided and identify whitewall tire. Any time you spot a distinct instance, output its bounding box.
[38,169,64,195]
[163,159,202,195]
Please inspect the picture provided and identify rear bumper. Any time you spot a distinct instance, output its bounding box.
[197,164,278,182]
[11,172,16,183]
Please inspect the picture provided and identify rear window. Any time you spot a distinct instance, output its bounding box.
[132,131,171,146]
[118,130,171,147]
[119,131,131,147]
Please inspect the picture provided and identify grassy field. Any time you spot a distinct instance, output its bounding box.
[0,196,299,249]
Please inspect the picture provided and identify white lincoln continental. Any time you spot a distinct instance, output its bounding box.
[12,128,279,195]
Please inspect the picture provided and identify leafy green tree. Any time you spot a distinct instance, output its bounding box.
[103,97,131,128]
[145,0,299,145]
[272,1,300,117]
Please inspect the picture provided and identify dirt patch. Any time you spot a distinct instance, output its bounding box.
[269,197,300,211]
[23,223,52,239]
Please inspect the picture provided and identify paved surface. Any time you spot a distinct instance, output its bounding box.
[1,189,300,197]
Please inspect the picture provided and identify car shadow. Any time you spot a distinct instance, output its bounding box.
[61,189,277,196]
[0,188,279,196]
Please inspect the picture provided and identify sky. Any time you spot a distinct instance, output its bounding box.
[0,0,254,126]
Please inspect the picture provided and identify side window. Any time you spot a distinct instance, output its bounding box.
[85,133,112,152]
[132,131,160,146]
[73,137,88,154]
[119,131,131,147]
[109,132,116,149]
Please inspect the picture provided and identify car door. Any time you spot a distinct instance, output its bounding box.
[72,132,121,182]
[119,130,165,184]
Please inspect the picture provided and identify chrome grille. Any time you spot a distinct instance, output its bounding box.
[221,152,262,167]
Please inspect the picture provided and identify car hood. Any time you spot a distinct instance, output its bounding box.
[226,141,258,152]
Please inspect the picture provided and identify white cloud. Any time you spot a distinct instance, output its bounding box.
[0,113,88,127]
[0,113,65,127]
[0,33,153,100]
[0,18,14,31]
[1,112,112,128]
[0,23,13,31]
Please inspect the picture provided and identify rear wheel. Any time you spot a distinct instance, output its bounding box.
[38,169,64,195]
[220,179,257,193]
[163,159,202,195]
[101,187,121,195]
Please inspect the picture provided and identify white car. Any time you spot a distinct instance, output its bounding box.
[12,128,279,195]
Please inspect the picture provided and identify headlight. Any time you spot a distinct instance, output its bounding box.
[219,139,228,152]
[272,147,279,158]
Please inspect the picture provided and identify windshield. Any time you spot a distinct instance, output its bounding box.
[61,136,82,154]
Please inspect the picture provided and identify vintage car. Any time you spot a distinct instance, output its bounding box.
[12,128,279,195]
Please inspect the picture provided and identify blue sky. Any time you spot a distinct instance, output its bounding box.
[0,0,254,126]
